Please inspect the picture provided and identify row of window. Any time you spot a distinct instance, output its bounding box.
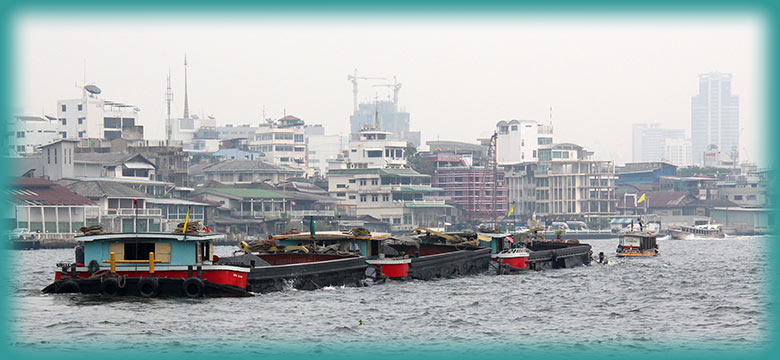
[60,104,84,112]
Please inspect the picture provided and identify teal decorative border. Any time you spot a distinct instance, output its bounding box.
[0,1,776,359]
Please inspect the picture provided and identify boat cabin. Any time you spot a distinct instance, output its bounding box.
[79,233,224,268]
[618,232,657,252]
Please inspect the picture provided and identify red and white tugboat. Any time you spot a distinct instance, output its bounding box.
[42,225,251,297]
[492,247,531,273]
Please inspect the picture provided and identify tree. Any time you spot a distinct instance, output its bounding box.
[404,144,435,176]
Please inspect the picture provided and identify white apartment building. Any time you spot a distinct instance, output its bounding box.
[307,134,344,177]
[347,130,407,169]
[327,168,452,231]
[496,120,553,165]
[57,86,142,140]
[249,117,307,170]
[8,115,61,155]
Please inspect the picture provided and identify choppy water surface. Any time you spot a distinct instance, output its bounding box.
[8,236,770,355]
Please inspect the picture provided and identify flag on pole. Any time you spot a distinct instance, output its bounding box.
[637,193,646,204]
[507,204,515,217]
[182,206,190,234]
[506,236,514,244]
[203,225,211,233]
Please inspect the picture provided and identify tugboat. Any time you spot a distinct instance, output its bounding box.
[42,224,251,297]
[616,232,659,257]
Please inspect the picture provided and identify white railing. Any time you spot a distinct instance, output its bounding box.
[105,208,163,217]
[249,210,337,219]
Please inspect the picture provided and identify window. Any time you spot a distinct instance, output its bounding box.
[733,195,743,201]
[77,104,83,111]
[747,195,757,200]
[61,118,67,125]
[78,131,85,138]
[280,157,290,162]
[336,184,346,188]
[337,192,346,197]
[372,194,378,202]
[367,150,382,158]
[61,104,66,112]
[16,145,25,152]
[104,117,121,129]
[78,117,84,125]
[393,218,401,224]
[47,148,50,164]
[274,133,294,140]
[124,242,156,260]
[294,147,305,152]
[348,179,356,183]
[275,145,293,152]
[499,126,509,134]
[511,125,518,131]
[16,131,24,138]
[371,179,378,185]
[359,180,366,186]
[294,134,304,143]
[383,194,389,201]
[53,148,57,164]
[349,195,356,200]
[360,195,367,202]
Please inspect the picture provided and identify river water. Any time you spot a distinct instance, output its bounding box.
[7,236,771,357]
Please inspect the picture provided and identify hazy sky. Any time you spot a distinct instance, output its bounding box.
[14,14,766,166]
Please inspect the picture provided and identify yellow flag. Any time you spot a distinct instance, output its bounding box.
[637,193,646,204]
[477,233,493,242]
[507,204,515,217]
[182,207,190,234]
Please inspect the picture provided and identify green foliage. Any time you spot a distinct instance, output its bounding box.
[405,143,436,176]
[677,166,736,177]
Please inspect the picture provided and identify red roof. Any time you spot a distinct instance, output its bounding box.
[11,178,94,206]
[278,115,301,121]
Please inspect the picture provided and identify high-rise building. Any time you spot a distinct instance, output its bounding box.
[350,100,419,146]
[691,72,740,165]
[632,123,686,163]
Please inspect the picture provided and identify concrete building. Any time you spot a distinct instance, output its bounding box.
[691,72,740,165]
[631,123,686,163]
[431,158,507,221]
[327,168,453,232]
[7,115,61,156]
[249,116,307,170]
[616,162,678,186]
[346,130,407,169]
[496,120,553,164]
[307,134,344,177]
[57,86,143,140]
[534,143,616,219]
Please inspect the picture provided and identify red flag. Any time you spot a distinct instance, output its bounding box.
[203,226,211,233]
[291,201,296,206]
[506,236,514,244]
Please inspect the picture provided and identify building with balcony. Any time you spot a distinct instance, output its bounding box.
[533,143,617,220]
[346,130,407,169]
[496,119,553,165]
[9,177,99,235]
[64,180,208,233]
[327,168,453,232]
[196,159,303,186]
[248,115,307,169]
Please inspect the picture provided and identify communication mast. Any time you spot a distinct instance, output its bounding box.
[165,70,173,143]
[488,132,498,229]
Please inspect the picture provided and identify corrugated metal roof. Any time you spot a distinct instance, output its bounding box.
[11,177,94,206]
[66,180,149,199]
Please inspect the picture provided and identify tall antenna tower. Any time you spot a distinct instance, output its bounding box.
[165,70,174,143]
[183,54,190,119]
[488,132,498,229]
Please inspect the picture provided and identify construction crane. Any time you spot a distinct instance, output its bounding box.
[347,69,385,113]
[372,76,402,112]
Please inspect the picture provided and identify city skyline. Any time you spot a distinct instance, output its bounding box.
[14,15,766,166]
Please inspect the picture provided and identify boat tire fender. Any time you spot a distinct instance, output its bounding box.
[182,277,204,298]
[137,277,159,298]
[87,260,100,274]
[99,277,120,297]
[57,279,81,293]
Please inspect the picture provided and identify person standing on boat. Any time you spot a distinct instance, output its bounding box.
[638,217,644,232]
